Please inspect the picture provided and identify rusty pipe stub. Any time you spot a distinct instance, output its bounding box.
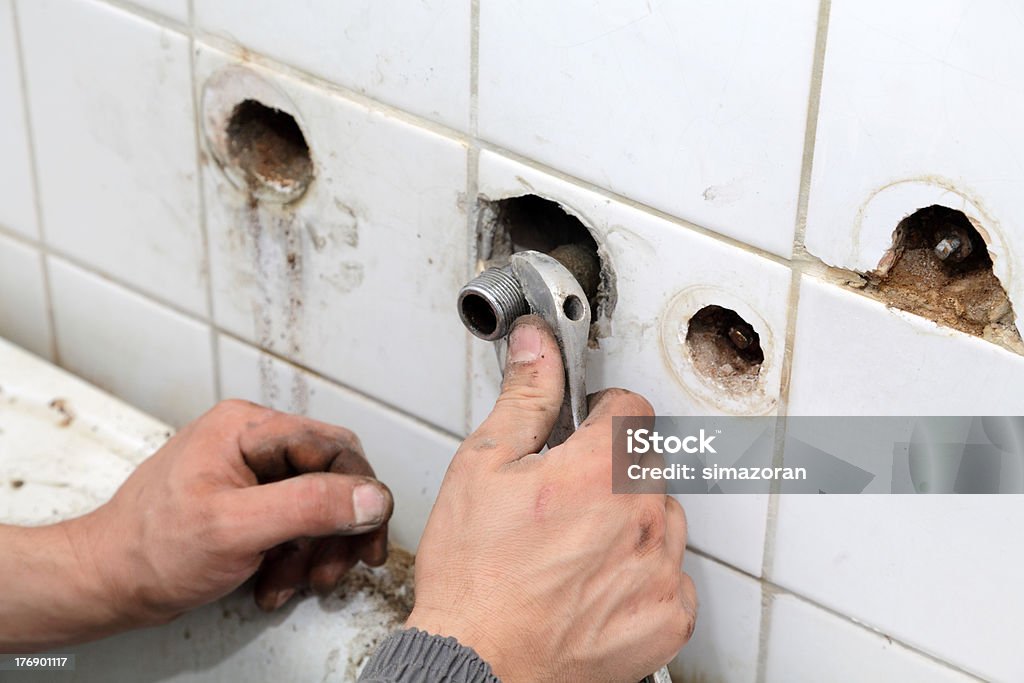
[457,266,529,341]
[458,244,600,342]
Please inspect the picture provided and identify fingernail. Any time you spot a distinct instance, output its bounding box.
[353,483,387,527]
[273,588,295,610]
[508,323,542,364]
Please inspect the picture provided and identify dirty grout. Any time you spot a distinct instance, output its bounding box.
[754,0,832,680]
[186,0,223,403]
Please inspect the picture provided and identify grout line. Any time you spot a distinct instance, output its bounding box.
[184,0,222,402]
[688,546,987,682]
[469,0,479,135]
[474,139,795,267]
[755,1,832,681]
[193,33,473,143]
[95,0,189,35]
[215,328,465,444]
[24,249,460,443]
[462,0,481,436]
[0,221,463,442]
[105,0,800,272]
[9,0,59,365]
[793,0,833,252]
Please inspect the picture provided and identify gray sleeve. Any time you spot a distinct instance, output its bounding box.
[357,628,501,683]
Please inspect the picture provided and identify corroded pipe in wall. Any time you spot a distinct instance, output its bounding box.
[458,243,599,341]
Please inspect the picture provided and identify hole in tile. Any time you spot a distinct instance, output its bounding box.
[225,99,312,203]
[685,305,763,393]
[866,205,1021,348]
[476,194,615,344]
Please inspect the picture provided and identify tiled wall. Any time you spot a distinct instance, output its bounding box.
[1,1,1021,681]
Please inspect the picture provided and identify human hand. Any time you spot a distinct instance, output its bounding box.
[67,401,393,629]
[406,315,696,682]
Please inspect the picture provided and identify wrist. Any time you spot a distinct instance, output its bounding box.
[0,518,127,651]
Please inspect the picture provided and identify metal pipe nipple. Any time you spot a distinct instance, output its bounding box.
[457,266,529,341]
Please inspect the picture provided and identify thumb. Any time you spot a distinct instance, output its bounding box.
[464,315,565,466]
[225,473,394,552]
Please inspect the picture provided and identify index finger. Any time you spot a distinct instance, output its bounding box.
[237,412,374,483]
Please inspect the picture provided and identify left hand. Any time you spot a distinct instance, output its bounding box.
[70,400,393,627]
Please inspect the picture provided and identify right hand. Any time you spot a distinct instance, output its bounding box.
[407,315,696,682]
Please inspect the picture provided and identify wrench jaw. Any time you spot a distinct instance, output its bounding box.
[509,251,591,448]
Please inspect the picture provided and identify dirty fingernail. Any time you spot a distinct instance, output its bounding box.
[508,322,542,364]
[273,588,295,610]
[353,484,387,527]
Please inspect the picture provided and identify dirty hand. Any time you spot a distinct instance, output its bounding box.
[406,316,696,683]
[1,401,393,651]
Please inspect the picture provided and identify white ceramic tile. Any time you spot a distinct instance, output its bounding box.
[781,278,1024,682]
[669,553,760,683]
[123,0,188,23]
[772,495,1024,683]
[0,233,50,359]
[475,151,791,574]
[478,1,820,257]
[789,277,1024,416]
[18,0,205,314]
[765,593,981,683]
[0,0,37,239]
[805,0,1024,335]
[48,257,215,428]
[194,0,470,132]
[218,335,460,550]
[198,46,469,434]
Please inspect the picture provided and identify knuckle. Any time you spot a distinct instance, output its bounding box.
[497,385,558,414]
[594,388,655,417]
[634,503,667,556]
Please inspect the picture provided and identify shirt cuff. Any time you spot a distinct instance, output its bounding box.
[358,628,501,683]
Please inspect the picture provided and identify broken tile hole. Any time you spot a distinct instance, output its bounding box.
[476,194,615,343]
[865,205,1021,349]
[226,99,312,202]
[686,305,763,393]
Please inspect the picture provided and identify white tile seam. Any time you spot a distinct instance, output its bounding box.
[469,0,479,135]
[462,0,481,436]
[214,329,466,444]
[755,1,831,680]
[186,0,221,403]
[100,0,798,271]
[96,0,189,35]
[40,250,466,444]
[686,546,987,683]
[9,0,58,363]
[0,222,463,439]
[96,0,474,143]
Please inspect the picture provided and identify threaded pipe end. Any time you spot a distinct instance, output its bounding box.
[457,266,528,341]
